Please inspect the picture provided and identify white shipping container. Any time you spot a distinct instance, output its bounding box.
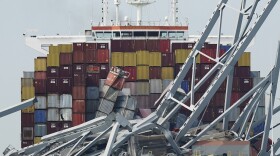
[47,108,60,121]
[35,96,47,109]
[60,109,72,121]
[124,82,137,95]
[48,94,60,108]
[150,79,162,93]
[136,82,150,95]
[60,94,72,108]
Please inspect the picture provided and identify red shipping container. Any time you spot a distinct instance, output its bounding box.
[73,51,84,63]
[97,43,108,49]
[200,49,216,64]
[146,40,159,52]
[73,64,85,74]
[59,78,72,94]
[59,53,72,65]
[134,40,146,51]
[60,122,72,130]
[105,72,125,90]
[73,73,86,86]
[72,100,86,113]
[73,43,84,52]
[72,86,86,99]
[84,50,97,63]
[72,113,85,126]
[111,40,122,52]
[234,66,251,77]
[86,73,100,86]
[47,78,59,93]
[97,49,109,63]
[218,79,227,92]
[34,79,46,94]
[47,67,59,78]
[123,67,137,82]
[202,107,215,122]
[59,65,72,78]
[205,43,217,49]
[172,43,190,52]
[213,92,225,107]
[136,96,150,108]
[86,64,100,73]
[231,92,240,106]
[159,40,170,53]
[47,122,61,134]
[162,53,174,66]
[34,71,46,80]
[232,77,239,92]
[149,67,161,79]
[21,140,34,148]
[186,43,195,49]
[21,113,34,127]
[100,64,109,79]
[239,78,253,92]
[121,40,134,52]
[175,64,191,80]
[84,43,96,51]
[200,64,213,76]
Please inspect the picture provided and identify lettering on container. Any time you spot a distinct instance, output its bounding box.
[64,66,69,69]
[63,79,69,84]
[50,79,56,83]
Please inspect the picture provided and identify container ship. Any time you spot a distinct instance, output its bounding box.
[3,0,279,155]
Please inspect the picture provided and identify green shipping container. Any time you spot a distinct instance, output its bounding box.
[137,50,149,65]
[111,52,124,66]
[137,66,149,80]
[124,53,137,66]
[149,52,162,66]
[161,67,174,79]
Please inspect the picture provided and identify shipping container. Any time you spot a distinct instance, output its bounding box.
[161,67,174,79]
[21,104,35,113]
[202,107,215,122]
[34,57,47,71]
[61,122,72,130]
[200,49,216,64]
[86,113,96,121]
[137,66,149,80]
[136,50,149,65]
[200,64,213,76]
[150,79,162,93]
[21,78,33,87]
[47,94,60,108]
[21,141,34,148]
[47,108,60,121]
[175,49,191,64]
[47,53,59,67]
[213,92,225,107]
[139,109,152,118]
[34,110,47,123]
[86,100,99,113]
[35,96,47,109]
[136,96,150,108]
[59,53,72,65]
[72,100,86,113]
[60,109,72,121]
[239,78,253,92]
[83,43,96,51]
[34,71,46,80]
[181,80,189,93]
[101,85,119,102]
[149,94,161,108]
[99,79,106,92]
[59,78,72,94]
[231,92,240,106]
[59,65,72,77]
[253,77,265,106]
[111,40,122,52]
[238,52,251,66]
[146,40,159,52]
[162,79,172,91]
[149,67,161,79]
[228,107,240,121]
[100,64,109,79]
[86,64,100,74]
[111,52,124,66]
[172,43,188,52]
[73,64,85,74]
[86,87,99,99]
[85,49,97,63]
[47,122,61,134]
[124,52,137,66]
[72,86,86,99]
[124,82,137,95]
[72,113,85,126]
[149,52,162,66]
[34,80,47,94]
[73,73,86,86]
[123,67,137,82]
[73,51,84,63]
[119,88,131,96]
[73,43,84,52]
[97,43,108,49]
[86,73,100,86]
[105,73,125,90]
[49,45,60,54]
[34,137,41,144]
[23,71,34,79]
[34,124,47,137]
[47,78,59,93]
[161,53,174,67]
[97,49,109,63]
[59,44,73,53]
[21,113,34,127]
[22,127,34,140]
[251,71,260,77]
[115,96,136,110]
[136,82,150,95]
[234,66,251,77]
[60,94,72,108]
[121,40,134,52]
[134,40,147,51]
[21,86,35,100]
[97,98,115,114]
[159,40,170,53]
[47,67,59,78]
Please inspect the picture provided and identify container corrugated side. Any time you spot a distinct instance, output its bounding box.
[47,53,60,67]
[161,67,174,79]
[136,50,149,65]
[73,100,86,113]
[34,137,41,144]
[86,87,99,100]
[47,108,60,121]
[162,79,172,91]
[149,52,161,66]
[72,113,85,126]
[23,71,34,79]
[59,44,73,53]
[111,52,124,66]
[21,100,35,113]
[21,78,33,87]
[150,79,162,93]
[175,49,191,64]
[137,66,149,80]
[60,109,72,121]
[34,124,47,137]
[34,110,47,123]
[49,45,61,54]
[86,100,99,113]
[124,82,137,95]
[238,52,251,66]
[60,94,72,108]
[47,94,60,108]
[34,57,47,71]
[22,127,34,140]
[21,86,35,99]
[136,82,150,95]
[124,52,136,66]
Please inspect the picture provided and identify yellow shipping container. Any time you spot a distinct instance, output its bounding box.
[34,57,47,71]
[21,78,33,87]
[149,52,162,66]
[111,52,124,66]
[238,52,251,66]
[59,44,73,53]
[124,53,137,66]
[175,49,191,63]
[196,54,201,64]
[49,45,60,55]
[162,67,174,79]
[136,50,149,65]
[47,54,60,67]
[22,105,35,113]
[34,137,41,144]
[137,66,149,80]
[21,86,35,99]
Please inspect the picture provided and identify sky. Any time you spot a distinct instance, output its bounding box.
[0,0,280,153]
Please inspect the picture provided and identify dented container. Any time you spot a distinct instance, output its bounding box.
[238,52,251,66]
[60,94,72,108]
[47,94,60,108]
[47,108,60,121]
[161,67,174,79]
[111,52,124,66]
[60,109,72,121]
[123,67,137,82]
[150,79,162,93]
[136,82,150,95]
[149,52,162,66]
[35,96,47,109]
[101,85,119,102]
[72,100,86,113]
[72,86,86,99]
[137,66,149,80]
[34,57,47,71]
[136,50,149,65]
[124,52,137,66]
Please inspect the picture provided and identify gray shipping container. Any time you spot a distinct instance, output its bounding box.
[253,77,265,106]
[115,96,137,111]
[114,108,135,120]
[34,124,47,137]
[255,106,265,121]
[60,109,72,121]
[98,98,115,114]
[136,82,150,95]
[101,85,119,102]
[118,88,131,96]
[124,82,137,95]
[35,96,47,109]
[23,71,34,79]
[229,107,240,122]
[47,108,60,121]
[22,127,33,140]
[150,79,162,94]
[47,94,60,108]
[60,94,72,108]
[87,87,99,100]
[162,79,172,91]
[99,79,106,92]
[95,111,108,118]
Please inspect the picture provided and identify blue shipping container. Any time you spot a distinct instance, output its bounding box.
[86,87,99,100]
[220,45,231,52]
[181,80,189,93]
[254,122,265,135]
[34,110,47,123]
